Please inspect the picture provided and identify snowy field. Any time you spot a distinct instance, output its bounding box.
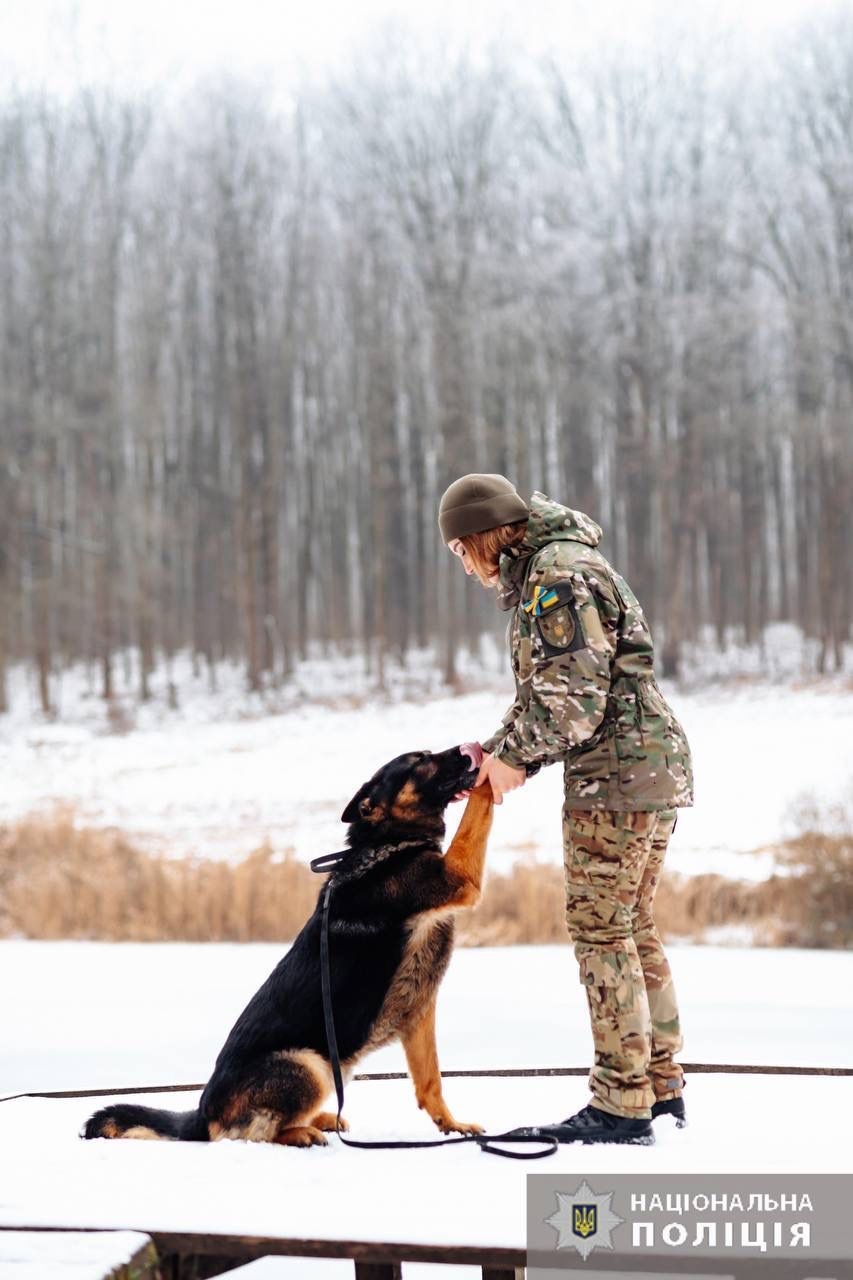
[1,942,852,1279]
[3,941,851,1096]
[1,646,852,882]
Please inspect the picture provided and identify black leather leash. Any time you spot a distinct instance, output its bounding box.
[310,851,557,1159]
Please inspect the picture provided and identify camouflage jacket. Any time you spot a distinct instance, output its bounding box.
[482,492,694,812]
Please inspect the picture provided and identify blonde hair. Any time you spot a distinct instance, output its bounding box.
[459,521,528,587]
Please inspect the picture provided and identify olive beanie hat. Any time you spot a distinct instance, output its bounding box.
[438,473,529,543]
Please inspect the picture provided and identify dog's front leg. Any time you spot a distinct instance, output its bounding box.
[401,998,483,1135]
[442,783,494,907]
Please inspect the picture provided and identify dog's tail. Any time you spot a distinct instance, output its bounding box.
[82,1102,207,1142]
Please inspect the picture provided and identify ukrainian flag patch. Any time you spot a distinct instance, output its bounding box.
[523,581,587,656]
[522,585,560,616]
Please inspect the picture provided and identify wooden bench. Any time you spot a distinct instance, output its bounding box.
[0,1230,158,1279]
[153,1234,525,1278]
[1,1225,848,1278]
[138,1231,853,1280]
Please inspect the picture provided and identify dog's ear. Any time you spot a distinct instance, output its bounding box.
[342,780,374,824]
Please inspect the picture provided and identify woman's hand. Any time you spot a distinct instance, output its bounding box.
[475,753,526,805]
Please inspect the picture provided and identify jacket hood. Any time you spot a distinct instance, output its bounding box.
[521,491,603,551]
[496,493,603,611]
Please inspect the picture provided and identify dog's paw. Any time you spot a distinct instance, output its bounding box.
[434,1114,485,1136]
[311,1111,349,1133]
[275,1125,329,1148]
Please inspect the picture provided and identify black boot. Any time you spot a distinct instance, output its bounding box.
[652,1096,687,1127]
[521,1104,654,1147]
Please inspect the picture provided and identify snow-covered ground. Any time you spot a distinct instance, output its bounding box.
[2,939,851,1280]
[3,1073,851,1220]
[1,647,852,880]
[0,1231,153,1280]
[2,941,851,1098]
[1,941,851,1279]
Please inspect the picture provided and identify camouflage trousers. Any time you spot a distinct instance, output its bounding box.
[563,807,685,1119]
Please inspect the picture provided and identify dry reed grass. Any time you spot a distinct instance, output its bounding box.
[2,810,850,947]
[0,809,317,942]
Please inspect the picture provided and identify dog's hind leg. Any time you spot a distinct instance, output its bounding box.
[208,1049,334,1146]
[442,784,494,905]
[401,997,483,1136]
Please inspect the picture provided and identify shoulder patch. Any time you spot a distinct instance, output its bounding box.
[524,581,586,657]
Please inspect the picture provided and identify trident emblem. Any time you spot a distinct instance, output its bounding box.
[573,1204,597,1239]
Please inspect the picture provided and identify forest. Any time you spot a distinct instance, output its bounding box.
[1,11,851,712]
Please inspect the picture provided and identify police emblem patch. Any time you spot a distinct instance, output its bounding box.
[573,1204,597,1239]
[545,1179,623,1261]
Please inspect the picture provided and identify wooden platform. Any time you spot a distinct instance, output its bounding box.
[2,1070,851,1280]
[2,1226,850,1279]
[0,1230,157,1279]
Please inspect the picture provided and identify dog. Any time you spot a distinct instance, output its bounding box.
[83,743,493,1147]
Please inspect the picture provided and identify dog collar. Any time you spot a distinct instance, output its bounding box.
[309,850,349,873]
[310,839,427,885]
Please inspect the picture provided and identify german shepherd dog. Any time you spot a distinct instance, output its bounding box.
[83,743,492,1148]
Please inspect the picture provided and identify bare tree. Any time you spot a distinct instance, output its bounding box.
[0,13,851,715]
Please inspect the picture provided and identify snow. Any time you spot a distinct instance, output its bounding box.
[2,941,851,1097]
[0,1073,851,1258]
[228,1265,481,1280]
[227,1264,484,1280]
[1,940,851,1274]
[1,647,852,880]
[0,1232,151,1280]
[677,620,853,686]
[2,642,852,1274]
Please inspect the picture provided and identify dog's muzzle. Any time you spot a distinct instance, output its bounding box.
[459,742,484,770]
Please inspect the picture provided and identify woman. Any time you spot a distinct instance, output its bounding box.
[438,473,693,1146]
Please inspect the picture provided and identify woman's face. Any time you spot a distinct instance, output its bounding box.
[448,538,476,577]
[449,538,499,588]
